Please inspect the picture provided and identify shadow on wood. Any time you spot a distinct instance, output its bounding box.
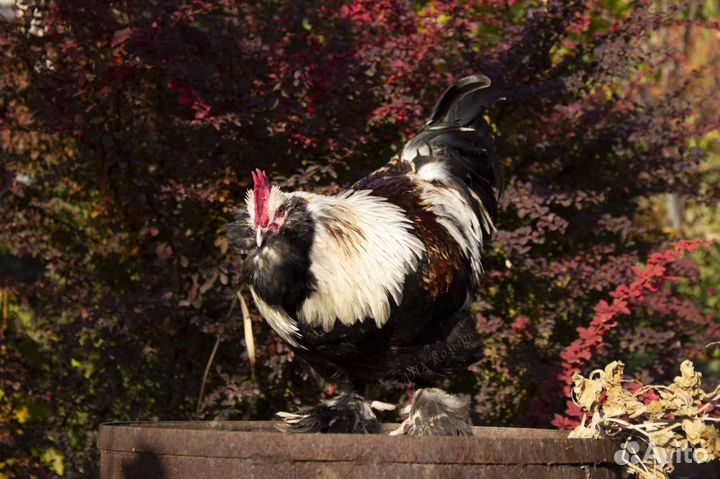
[119,442,165,479]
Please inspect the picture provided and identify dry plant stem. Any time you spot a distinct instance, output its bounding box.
[196,297,236,414]
[238,290,256,383]
[196,336,221,414]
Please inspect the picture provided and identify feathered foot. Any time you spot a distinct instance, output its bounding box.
[389,388,473,436]
[276,392,388,434]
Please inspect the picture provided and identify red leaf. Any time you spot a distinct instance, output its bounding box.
[111,28,134,48]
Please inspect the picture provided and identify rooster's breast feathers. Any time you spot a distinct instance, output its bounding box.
[292,190,425,332]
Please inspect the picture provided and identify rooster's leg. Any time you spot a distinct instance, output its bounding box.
[389,388,473,436]
[275,391,383,434]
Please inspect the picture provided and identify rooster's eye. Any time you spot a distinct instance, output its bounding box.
[276,205,286,217]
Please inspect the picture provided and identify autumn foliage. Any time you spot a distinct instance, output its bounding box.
[1,1,719,477]
[550,239,714,429]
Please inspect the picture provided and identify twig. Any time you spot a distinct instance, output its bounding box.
[196,335,221,415]
[1,289,8,337]
[195,296,237,415]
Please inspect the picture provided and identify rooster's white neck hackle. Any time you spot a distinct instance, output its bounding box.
[295,190,425,332]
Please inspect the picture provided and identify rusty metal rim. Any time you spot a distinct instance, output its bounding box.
[101,420,574,437]
[97,421,619,466]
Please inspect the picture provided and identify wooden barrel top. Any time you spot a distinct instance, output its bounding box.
[98,421,621,478]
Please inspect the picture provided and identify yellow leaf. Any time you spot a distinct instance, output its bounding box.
[41,447,65,476]
[13,405,29,424]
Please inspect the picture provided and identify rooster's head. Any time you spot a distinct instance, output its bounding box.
[228,169,316,306]
[247,169,291,247]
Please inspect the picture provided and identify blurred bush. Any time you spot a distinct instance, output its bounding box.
[0,1,718,477]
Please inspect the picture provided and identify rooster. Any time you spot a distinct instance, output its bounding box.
[228,75,503,435]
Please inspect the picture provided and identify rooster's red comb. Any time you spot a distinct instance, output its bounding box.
[252,169,271,227]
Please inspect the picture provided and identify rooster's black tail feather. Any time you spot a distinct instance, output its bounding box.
[402,74,504,223]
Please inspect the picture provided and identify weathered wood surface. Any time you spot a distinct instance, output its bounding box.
[98,421,621,479]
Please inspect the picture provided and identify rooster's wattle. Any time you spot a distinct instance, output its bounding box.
[228,75,503,435]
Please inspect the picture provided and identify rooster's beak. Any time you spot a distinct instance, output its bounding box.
[256,227,266,247]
